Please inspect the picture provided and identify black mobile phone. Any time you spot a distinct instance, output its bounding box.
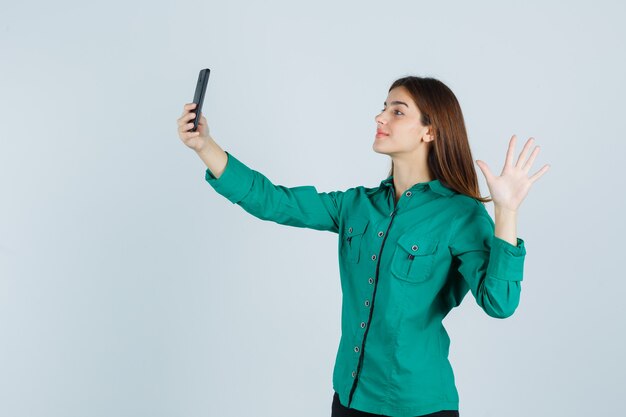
[191,68,210,132]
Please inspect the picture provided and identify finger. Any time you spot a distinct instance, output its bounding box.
[177,116,190,127]
[178,121,194,133]
[504,134,517,169]
[522,146,540,172]
[529,164,550,183]
[516,137,535,168]
[180,103,197,117]
[177,113,196,127]
[476,160,495,182]
[182,130,201,140]
[177,108,193,123]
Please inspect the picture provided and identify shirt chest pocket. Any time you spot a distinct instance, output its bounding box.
[390,233,439,283]
[341,216,370,263]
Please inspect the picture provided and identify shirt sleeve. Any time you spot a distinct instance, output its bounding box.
[448,200,526,318]
[204,151,343,233]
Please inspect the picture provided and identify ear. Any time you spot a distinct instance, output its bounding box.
[423,127,435,143]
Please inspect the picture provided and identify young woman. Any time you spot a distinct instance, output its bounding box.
[176,76,550,417]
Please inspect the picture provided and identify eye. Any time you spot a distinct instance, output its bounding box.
[380,108,404,116]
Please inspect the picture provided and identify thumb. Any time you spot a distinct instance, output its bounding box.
[475,160,493,182]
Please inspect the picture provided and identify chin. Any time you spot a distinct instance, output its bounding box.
[372,141,395,154]
[372,146,392,156]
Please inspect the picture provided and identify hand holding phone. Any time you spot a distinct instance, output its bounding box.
[177,68,227,178]
[191,68,210,132]
[177,68,213,153]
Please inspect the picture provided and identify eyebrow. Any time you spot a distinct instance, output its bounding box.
[384,101,409,108]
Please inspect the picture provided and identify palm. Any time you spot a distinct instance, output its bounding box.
[475,135,550,211]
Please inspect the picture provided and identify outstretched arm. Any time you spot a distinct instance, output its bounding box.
[202,149,343,233]
[178,103,344,233]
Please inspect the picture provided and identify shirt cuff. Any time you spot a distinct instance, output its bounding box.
[486,236,526,281]
[204,151,254,204]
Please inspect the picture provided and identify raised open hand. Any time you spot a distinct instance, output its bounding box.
[475,135,550,212]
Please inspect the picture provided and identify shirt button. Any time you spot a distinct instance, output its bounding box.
[406,191,412,197]
[351,371,356,378]
[354,346,359,352]
[368,278,374,284]
[411,244,419,251]
[348,227,353,233]
[364,300,370,307]
[371,254,376,261]
[378,231,384,237]
[360,322,366,328]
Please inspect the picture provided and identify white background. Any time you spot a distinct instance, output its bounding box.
[1,1,624,416]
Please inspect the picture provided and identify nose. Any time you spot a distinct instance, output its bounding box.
[375,112,386,125]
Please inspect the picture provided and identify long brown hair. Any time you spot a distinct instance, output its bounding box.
[386,76,491,203]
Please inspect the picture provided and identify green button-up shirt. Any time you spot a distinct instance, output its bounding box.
[204,151,526,417]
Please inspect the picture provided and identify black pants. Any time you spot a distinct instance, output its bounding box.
[331,392,459,417]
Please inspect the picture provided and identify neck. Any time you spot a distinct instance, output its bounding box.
[391,157,433,196]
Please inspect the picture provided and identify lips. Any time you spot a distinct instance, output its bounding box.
[376,130,389,137]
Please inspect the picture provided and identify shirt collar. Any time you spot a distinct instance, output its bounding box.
[379,175,455,197]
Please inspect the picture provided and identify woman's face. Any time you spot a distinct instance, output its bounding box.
[372,86,433,156]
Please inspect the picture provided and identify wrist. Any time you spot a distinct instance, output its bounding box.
[494,205,518,216]
[494,205,518,246]
[195,137,216,158]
